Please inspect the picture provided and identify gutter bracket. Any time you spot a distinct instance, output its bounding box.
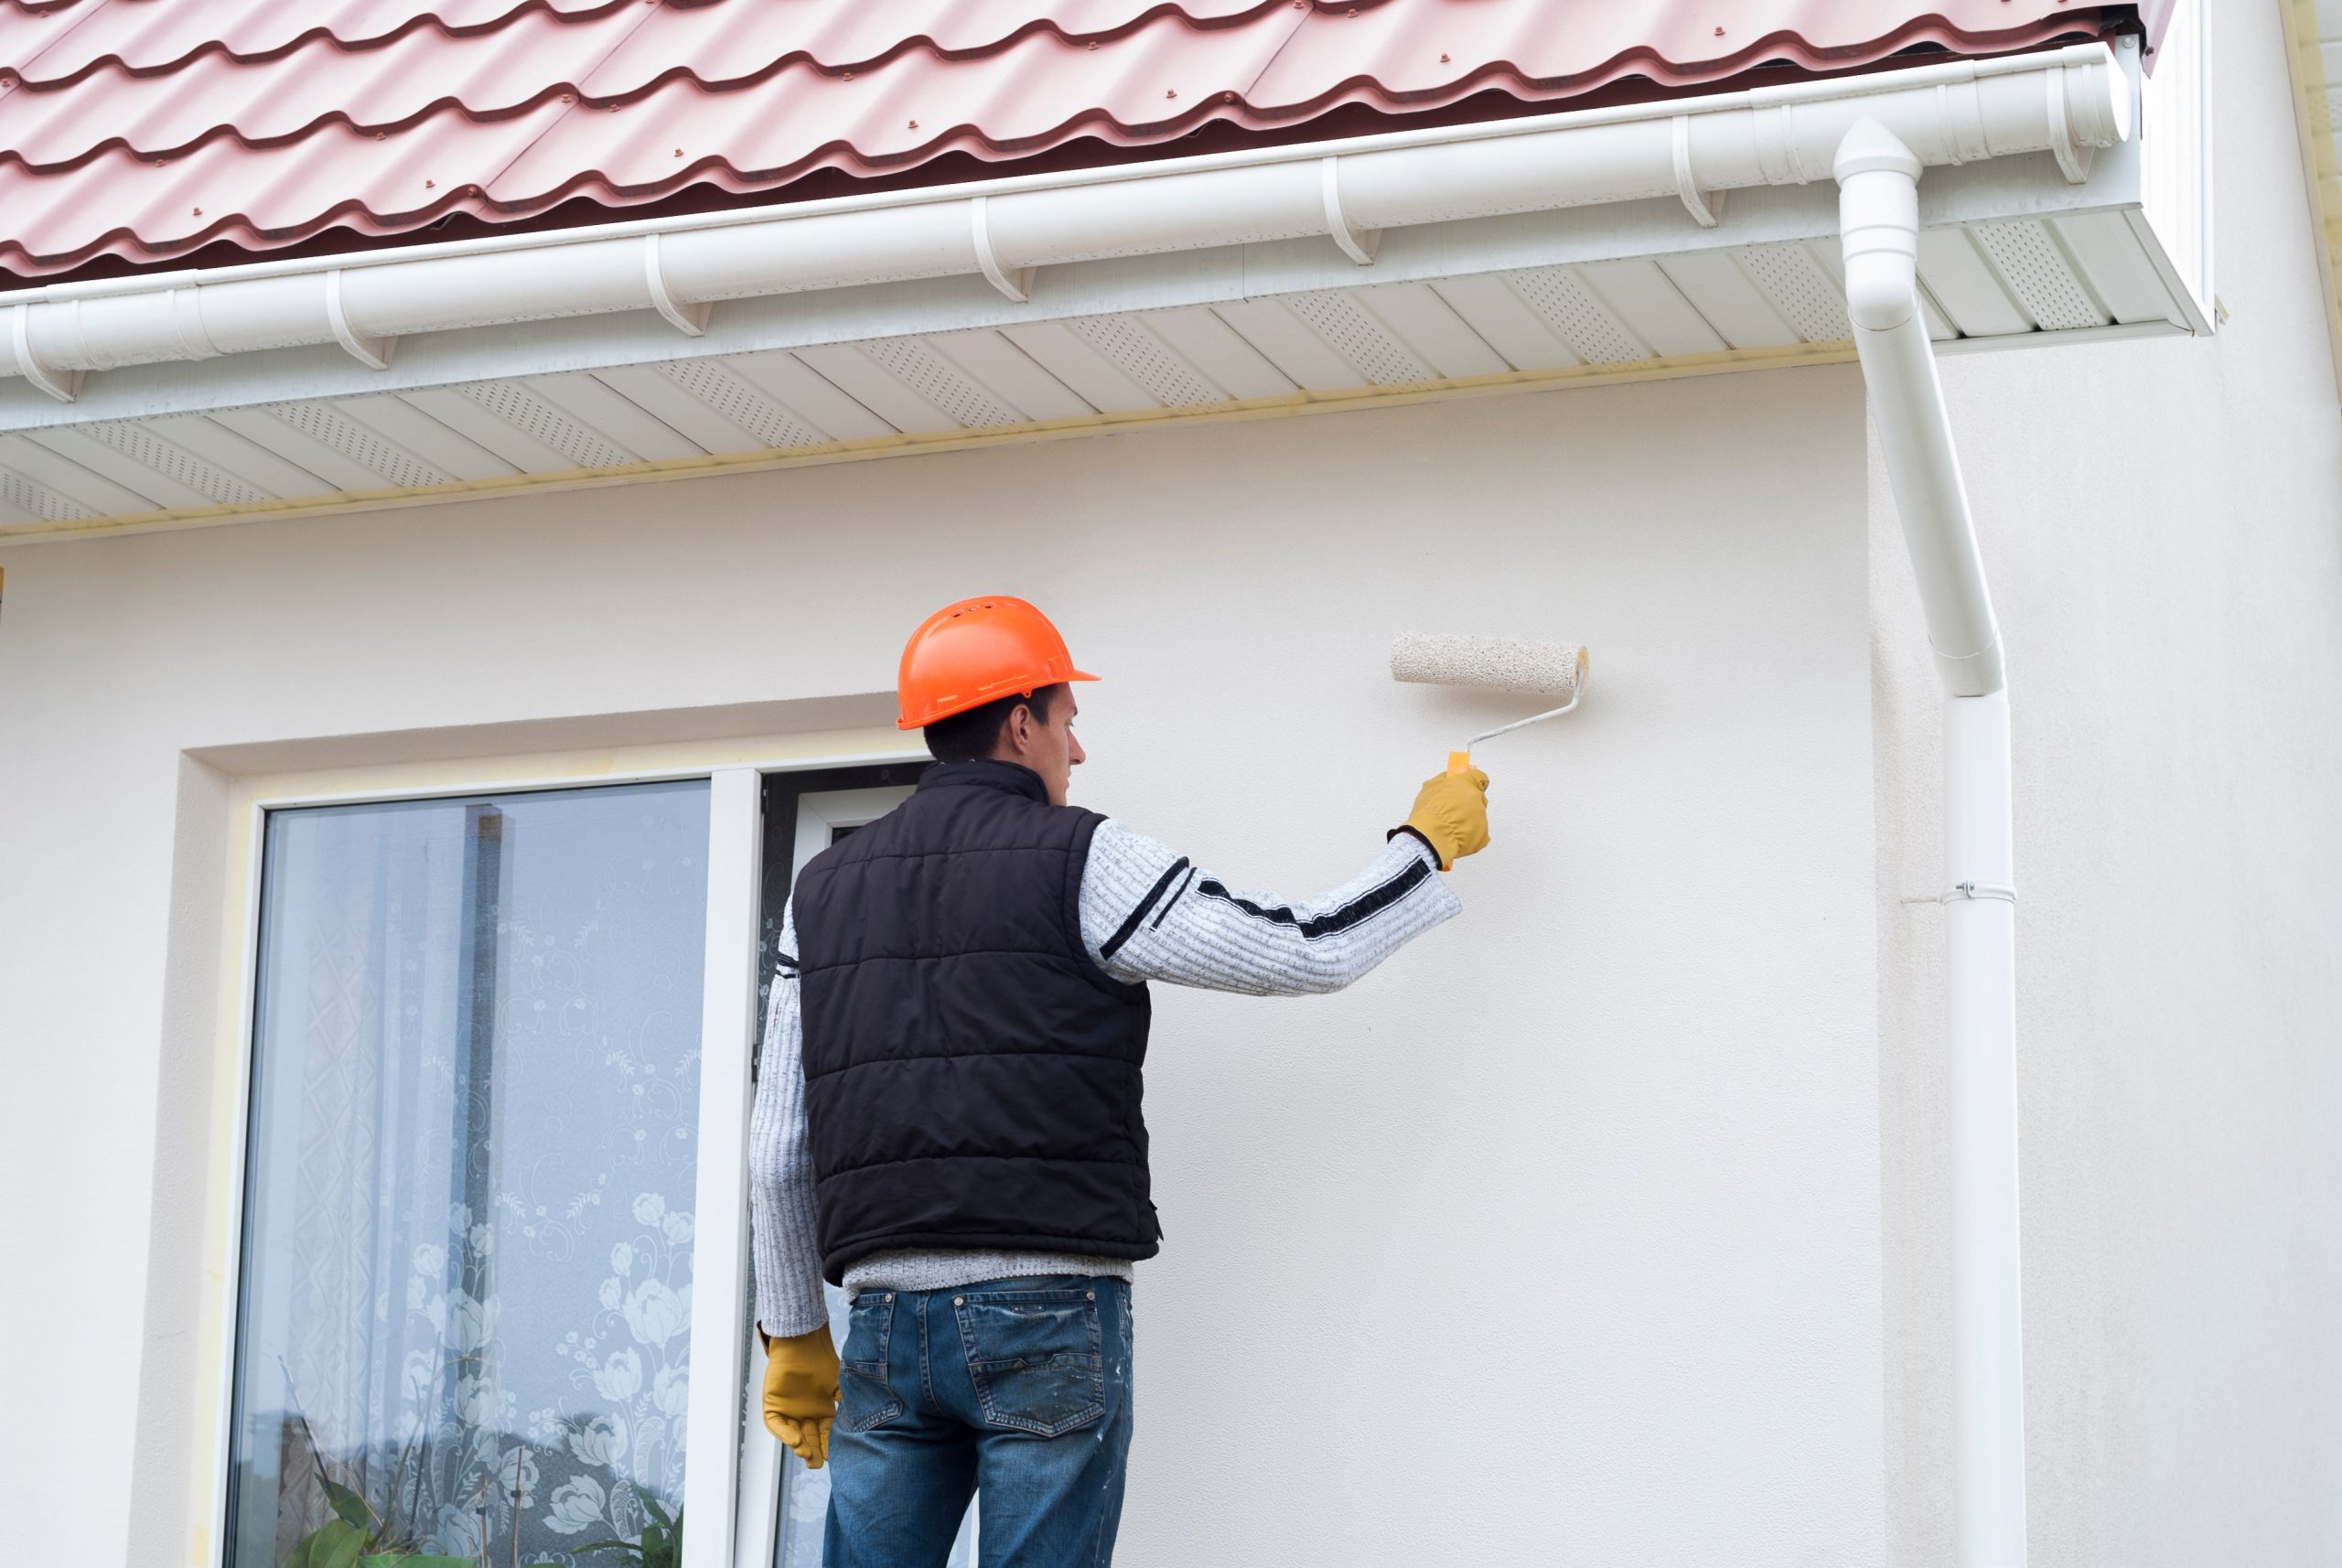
[1671,117,1725,227]
[324,270,397,370]
[1320,156,1381,265]
[970,197,1035,303]
[1749,95,1811,186]
[10,303,81,403]
[2046,63,2093,185]
[643,233,712,337]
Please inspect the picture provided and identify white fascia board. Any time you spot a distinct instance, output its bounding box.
[2137,0,2214,330]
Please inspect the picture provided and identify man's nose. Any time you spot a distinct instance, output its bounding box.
[1069,734,1086,765]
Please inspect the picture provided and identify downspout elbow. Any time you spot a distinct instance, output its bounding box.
[1835,119,2005,698]
[1835,122,1924,334]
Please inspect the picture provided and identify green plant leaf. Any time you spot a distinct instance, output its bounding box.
[306,1520,366,1568]
[322,1478,376,1530]
[360,1556,478,1568]
[636,1492,675,1531]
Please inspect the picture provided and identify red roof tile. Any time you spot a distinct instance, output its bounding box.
[0,0,2149,286]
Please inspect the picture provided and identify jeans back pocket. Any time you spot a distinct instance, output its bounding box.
[952,1286,1105,1438]
[839,1291,904,1433]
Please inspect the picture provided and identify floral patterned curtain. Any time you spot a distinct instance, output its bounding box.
[229,781,710,1567]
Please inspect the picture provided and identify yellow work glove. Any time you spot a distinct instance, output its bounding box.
[760,1325,840,1469]
[1401,767,1490,870]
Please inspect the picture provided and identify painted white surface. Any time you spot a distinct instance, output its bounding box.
[1872,2,2342,1563]
[0,366,1884,1566]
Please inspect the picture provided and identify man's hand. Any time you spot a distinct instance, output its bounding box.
[760,1325,841,1468]
[1402,768,1490,870]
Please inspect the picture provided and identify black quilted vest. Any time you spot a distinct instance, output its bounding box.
[793,758,1159,1284]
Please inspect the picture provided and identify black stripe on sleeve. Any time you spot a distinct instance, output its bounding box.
[1100,856,1190,961]
[1195,854,1434,940]
[1150,866,1198,929]
[776,950,799,974]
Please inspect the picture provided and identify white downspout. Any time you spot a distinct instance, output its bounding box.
[1835,120,2025,1568]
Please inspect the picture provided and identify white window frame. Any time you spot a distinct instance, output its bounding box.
[188,742,926,1568]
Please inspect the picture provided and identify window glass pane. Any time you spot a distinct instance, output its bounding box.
[226,780,710,1567]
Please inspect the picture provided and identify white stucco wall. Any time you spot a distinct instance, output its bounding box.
[0,368,1887,1565]
[1873,3,2342,1563]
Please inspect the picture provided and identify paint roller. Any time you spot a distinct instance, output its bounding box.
[1391,633,1590,775]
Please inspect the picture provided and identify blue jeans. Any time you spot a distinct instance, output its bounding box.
[823,1274,1134,1568]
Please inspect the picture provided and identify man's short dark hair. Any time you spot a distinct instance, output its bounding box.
[923,683,1063,763]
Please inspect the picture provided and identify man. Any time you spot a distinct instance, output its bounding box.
[749,595,1490,1567]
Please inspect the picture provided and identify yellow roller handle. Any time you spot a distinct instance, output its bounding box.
[1446,749,1472,776]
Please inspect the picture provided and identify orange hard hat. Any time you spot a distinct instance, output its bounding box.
[896,596,1098,730]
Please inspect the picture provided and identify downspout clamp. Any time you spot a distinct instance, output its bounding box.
[1836,119,2030,1568]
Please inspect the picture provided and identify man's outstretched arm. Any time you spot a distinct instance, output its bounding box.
[1081,770,1484,993]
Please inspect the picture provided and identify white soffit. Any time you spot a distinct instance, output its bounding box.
[0,35,2206,542]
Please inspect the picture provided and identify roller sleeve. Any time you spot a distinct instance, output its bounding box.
[1391,634,1587,697]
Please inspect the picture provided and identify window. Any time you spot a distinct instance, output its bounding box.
[225,780,712,1566]
[217,759,968,1568]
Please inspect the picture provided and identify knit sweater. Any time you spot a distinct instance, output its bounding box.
[749,817,1460,1337]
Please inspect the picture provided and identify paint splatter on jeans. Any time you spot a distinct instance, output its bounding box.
[825,1275,1134,1568]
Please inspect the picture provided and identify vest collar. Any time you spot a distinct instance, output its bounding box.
[919,757,1050,803]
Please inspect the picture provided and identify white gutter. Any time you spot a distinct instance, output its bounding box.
[1837,113,2049,1568]
[0,43,2129,402]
